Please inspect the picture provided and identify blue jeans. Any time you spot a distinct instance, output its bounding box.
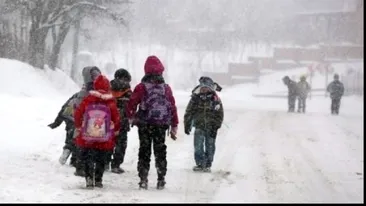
[194,128,216,168]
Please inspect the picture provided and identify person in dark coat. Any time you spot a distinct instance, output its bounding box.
[327,73,345,115]
[71,66,102,177]
[105,68,132,174]
[126,55,179,190]
[48,92,79,167]
[184,76,224,173]
[282,76,298,112]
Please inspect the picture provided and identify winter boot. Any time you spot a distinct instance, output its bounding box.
[59,149,71,165]
[111,167,125,174]
[69,154,77,167]
[203,167,211,173]
[86,177,94,189]
[95,181,103,188]
[139,179,148,190]
[193,165,203,172]
[156,180,166,190]
[104,163,110,171]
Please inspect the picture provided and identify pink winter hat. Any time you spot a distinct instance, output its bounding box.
[144,55,165,75]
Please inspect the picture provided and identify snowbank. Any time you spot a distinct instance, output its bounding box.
[0,58,79,98]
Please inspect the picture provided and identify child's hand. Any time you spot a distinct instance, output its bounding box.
[47,122,59,129]
[110,121,114,130]
[170,126,178,140]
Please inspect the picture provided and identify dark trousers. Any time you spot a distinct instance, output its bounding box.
[74,146,84,172]
[106,131,128,169]
[331,98,341,114]
[297,97,307,113]
[288,95,297,112]
[137,125,168,181]
[81,148,108,182]
[194,128,217,168]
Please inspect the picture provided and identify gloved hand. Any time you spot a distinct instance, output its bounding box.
[184,127,191,135]
[170,126,178,140]
[48,122,59,129]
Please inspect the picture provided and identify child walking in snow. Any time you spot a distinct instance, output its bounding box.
[126,55,179,190]
[184,76,224,172]
[74,75,120,188]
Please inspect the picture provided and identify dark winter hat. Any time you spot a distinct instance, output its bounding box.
[282,75,290,83]
[282,76,290,81]
[114,68,131,81]
[334,73,340,80]
[199,76,215,91]
[82,66,101,84]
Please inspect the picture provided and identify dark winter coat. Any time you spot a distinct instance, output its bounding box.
[327,80,344,99]
[51,92,78,131]
[110,79,132,132]
[297,80,311,98]
[285,79,298,97]
[184,90,224,133]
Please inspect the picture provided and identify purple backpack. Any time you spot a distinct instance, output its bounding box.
[81,103,113,143]
[138,83,173,125]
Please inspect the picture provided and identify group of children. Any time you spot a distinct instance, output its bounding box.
[282,73,345,115]
[48,55,225,190]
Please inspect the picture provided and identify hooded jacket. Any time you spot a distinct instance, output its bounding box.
[297,79,311,98]
[126,56,179,127]
[74,75,120,151]
[283,76,298,97]
[72,66,102,109]
[184,86,224,133]
[327,79,344,99]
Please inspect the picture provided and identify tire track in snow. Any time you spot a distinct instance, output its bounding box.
[183,110,267,202]
[262,111,363,203]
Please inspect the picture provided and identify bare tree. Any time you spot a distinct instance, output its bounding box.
[1,0,130,69]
